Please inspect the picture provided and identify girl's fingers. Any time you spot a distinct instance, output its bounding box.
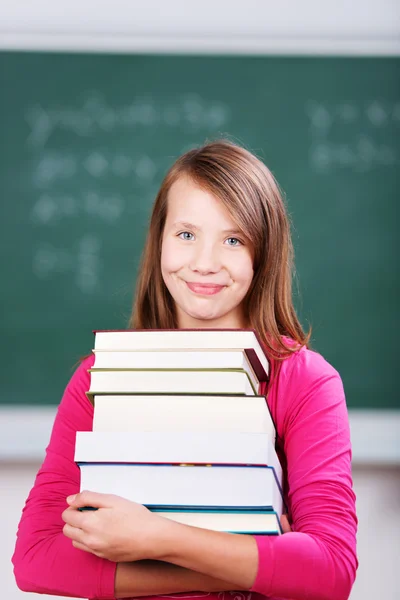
[66,490,112,509]
[280,514,292,533]
[71,540,94,554]
[62,523,85,543]
[62,506,86,527]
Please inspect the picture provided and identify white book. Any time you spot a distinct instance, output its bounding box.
[149,509,282,535]
[78,463,283,514]
[74,431,282,481]
[94,329,269,380]
[87,369,256,400]
[92,395,276,442]
[92,349,260,391]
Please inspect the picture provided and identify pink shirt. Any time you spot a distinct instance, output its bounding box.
[12,343,358,600]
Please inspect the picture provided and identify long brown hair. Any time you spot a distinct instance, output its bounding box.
[130,139,311,360]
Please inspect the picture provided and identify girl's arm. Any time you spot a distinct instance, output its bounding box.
[12,356,116,599]
[115,561,240,598]
[149,350,359,600]
[12,356,241,598]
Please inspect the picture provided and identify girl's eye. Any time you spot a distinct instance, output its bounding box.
[225,237,242,246]
[178,231,195,241]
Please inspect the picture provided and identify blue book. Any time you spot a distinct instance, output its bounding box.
[150,508,282,535]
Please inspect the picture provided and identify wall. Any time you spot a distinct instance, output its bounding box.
[0,0,399,54]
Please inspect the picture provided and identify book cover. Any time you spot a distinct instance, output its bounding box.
[77,463,285,515]
[86,368,257,403]
[91,394,276,439]
[91,349,260,390]
[92,329,269,381]
[150,508,282,535]
[74,430,282,481]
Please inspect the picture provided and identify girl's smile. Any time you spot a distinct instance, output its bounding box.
[185,282,226,296]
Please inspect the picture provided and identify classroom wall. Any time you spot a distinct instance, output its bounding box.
[1,2,399,599]
[0,0,399,54]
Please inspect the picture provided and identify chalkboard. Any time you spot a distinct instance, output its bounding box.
[0,52,399,409]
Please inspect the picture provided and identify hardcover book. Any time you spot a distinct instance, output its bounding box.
[93,329,269,381]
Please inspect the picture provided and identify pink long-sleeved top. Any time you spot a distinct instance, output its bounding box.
[12,343,358,600]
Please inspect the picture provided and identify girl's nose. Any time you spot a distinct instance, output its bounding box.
[190,243,221,275]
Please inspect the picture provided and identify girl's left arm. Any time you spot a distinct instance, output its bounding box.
[161,352,359,600]
[160,351,359,600]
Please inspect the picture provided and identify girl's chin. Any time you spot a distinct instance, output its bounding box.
[178,307,224,324]
[187,312,221,322]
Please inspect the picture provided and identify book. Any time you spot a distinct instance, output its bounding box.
[93,329,269,382]
[74,431,282,480]
[77,463,284,514]
[77,330,282,534]
[150,509,282,535]
[91,394,276,440]
[87,369,256,402]
[92,349,260,392]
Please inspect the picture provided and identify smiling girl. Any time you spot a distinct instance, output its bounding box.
[13,140,358,600]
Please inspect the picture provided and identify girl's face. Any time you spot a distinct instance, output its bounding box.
[161,176,254,329]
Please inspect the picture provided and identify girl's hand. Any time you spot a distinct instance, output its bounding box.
[62,490,171,562]
[280,513,292,533]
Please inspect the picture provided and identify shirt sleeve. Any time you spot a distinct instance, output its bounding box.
[249,349,358,600]
[12,355,117,599]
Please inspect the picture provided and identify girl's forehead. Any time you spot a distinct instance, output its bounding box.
[166,178,235,224]
[167,176,213,204]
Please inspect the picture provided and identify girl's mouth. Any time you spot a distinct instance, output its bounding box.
[185,282,225,296]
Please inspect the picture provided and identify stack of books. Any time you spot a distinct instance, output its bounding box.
[74,329,285,535]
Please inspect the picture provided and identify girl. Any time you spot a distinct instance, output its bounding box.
[12,140,358,600]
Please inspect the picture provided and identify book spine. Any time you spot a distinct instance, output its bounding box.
[244,349,269,382]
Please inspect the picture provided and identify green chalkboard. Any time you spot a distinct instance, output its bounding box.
[0,51,399,409]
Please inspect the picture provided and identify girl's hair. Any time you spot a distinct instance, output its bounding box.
[130,139,311,360]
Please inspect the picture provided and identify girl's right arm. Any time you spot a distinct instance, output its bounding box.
[12,356,237,599]
[12,356,116,598]
[116,562,238,599]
